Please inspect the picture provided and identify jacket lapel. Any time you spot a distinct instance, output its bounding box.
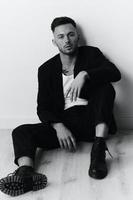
[74,47,87,76]
[52,55,65,111]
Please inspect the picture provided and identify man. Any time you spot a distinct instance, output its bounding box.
[0,16,121,196]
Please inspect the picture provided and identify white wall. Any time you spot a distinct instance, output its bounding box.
[0,0,132,129]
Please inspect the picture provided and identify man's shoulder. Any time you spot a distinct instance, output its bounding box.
[78,46,103,60]
[38,54,60,72]
[78,45,100,53]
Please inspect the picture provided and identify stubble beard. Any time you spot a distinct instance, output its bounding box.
[60,45,78,56]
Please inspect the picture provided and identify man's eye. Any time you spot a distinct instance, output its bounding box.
[58,35,64,39]
[69,33,75,37]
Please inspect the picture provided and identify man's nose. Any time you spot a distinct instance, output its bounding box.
[64,36,70,43]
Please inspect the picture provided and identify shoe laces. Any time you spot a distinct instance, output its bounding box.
[91,140,113,162]
[7,169,18,177]
[106,146,113,159]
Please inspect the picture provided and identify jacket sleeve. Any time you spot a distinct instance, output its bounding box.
[85,48,121,85]
[37,66,62,124]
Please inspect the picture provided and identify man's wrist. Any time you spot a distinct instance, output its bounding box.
[80,71,90,80]
[51,122,64,129]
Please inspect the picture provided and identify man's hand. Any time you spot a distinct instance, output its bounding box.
[52,123,76,151]
[65,71,89,102]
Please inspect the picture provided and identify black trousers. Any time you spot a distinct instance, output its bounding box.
[12,84,116,165]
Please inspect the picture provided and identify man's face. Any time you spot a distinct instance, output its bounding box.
[53,23,79,55]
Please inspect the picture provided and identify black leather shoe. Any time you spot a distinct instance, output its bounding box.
[89,137,108,179]
[0,166,47,196]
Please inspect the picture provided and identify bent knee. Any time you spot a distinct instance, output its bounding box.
[99,84,116,98]
[12,124,31,138]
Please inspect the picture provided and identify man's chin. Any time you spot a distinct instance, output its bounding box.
[62,48,77,55]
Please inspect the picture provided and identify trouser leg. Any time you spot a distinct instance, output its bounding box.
[62,106,95,141]
[12,84,116,166]
[12,123,60,166]
[12,110,94,166]
[89,84,116,179]
[63,84,116,140]
[90,83,116,129]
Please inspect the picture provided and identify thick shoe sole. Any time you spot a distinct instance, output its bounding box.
[0,174,47,196]
[89,167,108,179]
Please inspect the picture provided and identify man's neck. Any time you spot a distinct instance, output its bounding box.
[60,50,78,69]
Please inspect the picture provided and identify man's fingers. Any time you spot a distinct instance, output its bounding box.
[59,137,76,151]
[64,137,72,150]
[65,87,71,98]
[59,139,64,149]
[77,88,81,98]
[70,137,77,150]
[61,139,69,150]
[66,86,80,102]
[73,89,78,101]
[62,138,76,150]
[66,87,75,102]
[70,89,75,102]
[70,88,79,102]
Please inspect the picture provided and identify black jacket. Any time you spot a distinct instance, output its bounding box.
[37,46,121,125]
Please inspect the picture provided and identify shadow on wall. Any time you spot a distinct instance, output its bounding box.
[114,70,133,130]
[78,24,129,131]
[77,24,87,46]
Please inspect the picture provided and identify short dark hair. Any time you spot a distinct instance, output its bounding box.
[51,16,77,32]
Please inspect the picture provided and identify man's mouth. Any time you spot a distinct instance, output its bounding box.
[65,45,72,49]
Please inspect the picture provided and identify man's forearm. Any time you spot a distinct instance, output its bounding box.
[80,71,90,80]
[51,122,64,131]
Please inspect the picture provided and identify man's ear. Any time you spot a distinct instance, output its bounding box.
[52,39,57,47]
[78,33,80,42]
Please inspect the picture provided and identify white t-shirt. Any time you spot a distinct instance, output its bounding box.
[62,74,88,110]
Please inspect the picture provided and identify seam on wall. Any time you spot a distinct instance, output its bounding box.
[0,116,133,130]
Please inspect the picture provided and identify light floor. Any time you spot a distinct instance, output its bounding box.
[0,130,133,200]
